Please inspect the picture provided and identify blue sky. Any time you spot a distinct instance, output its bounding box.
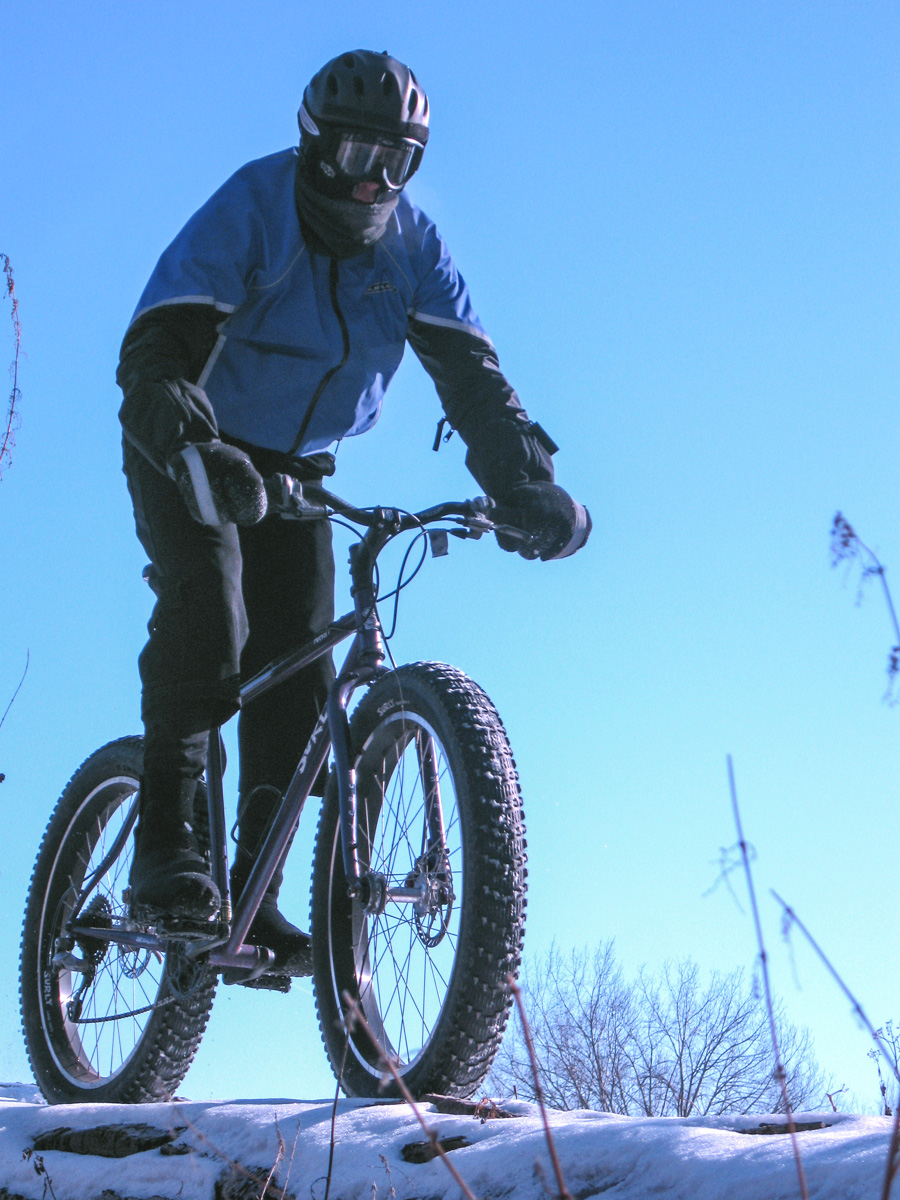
[1,1,897,1106]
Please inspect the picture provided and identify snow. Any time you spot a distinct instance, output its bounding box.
[0,1087,892,1200]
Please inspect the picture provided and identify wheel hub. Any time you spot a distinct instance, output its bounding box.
[356,871,389,916]
[406,854,454,948]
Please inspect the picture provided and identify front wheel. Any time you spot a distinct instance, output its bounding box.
[311,662,527,1098]
[19,737,217,1104]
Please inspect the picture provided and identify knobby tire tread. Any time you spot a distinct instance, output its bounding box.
[311,661,527,1099]
[19,737,217,1104]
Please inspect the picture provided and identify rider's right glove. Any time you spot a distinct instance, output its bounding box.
[492,481,592,562]
[166,441,268,527]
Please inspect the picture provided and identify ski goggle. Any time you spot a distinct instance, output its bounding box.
[334,132,422,189]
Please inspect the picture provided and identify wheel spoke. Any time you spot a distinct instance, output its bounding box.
[24,754,215,1100]
[316,667,525,1099]
[336,712,462,1072]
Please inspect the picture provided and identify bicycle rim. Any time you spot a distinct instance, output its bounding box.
[40,775,167,1088]
[331,713,463,1077]
[313,662,527,1098]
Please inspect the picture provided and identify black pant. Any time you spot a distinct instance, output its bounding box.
[123,443,335,824]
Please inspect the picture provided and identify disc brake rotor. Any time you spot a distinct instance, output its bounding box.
[406,853,455,949]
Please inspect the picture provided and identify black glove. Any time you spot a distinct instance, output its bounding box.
[492,481,592,561]
[166,441,268,527]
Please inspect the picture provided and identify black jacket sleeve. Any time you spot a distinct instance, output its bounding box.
[116,304,223,472]
[406,316,555,500]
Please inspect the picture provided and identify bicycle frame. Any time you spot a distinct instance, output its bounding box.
[66,491,500,981]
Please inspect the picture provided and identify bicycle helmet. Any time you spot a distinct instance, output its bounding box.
[298,50,429,202]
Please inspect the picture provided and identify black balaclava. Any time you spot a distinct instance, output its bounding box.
[294,157,399,260]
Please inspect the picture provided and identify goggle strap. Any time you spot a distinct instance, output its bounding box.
[298,102,320,137]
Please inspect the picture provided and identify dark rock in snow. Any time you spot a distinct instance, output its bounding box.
[402,1134,473,1162]
[214,1164,294,1200]
[739,1120,830,1135]
[32,1122,186,1157]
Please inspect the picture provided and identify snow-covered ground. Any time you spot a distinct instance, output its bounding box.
[0,1083,892,1200]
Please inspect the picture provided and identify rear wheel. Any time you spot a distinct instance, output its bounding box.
[311,662,527,1098]
[19,737,217,1103]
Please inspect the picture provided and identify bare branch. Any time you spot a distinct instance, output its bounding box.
[1,254,22,480]
[728,757,808,1200]
[772,891,900,1089]
[830,512,900,701]
[320,1031,350,1200]
[880,1105,900,1200]
[508,974,573,1200]
[0,649,29,740]
[342,992,481,1200]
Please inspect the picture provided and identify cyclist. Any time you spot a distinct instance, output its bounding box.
[117,49,590,975]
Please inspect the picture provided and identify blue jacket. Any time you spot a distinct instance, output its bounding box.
[119,149,553,498]
[131,149,492,457]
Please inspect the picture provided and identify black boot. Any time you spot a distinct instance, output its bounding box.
[230,785,311,977]
[130,775,220,926]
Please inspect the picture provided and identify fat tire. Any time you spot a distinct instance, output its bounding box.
[19,737,217,1104]
[311,662,527,1098]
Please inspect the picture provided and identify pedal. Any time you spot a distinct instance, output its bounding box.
[237,974,292,993]
[128,898,220,939]
[155,915,220,941]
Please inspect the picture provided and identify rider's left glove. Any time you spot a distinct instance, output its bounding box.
[492,481,592,562]
[166,441,268,527]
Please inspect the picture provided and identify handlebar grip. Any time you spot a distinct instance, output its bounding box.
[545,500,591,560]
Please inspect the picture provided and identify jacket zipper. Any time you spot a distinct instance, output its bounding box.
[289,257,351,456]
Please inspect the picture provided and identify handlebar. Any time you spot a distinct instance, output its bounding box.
[264,475,534,547]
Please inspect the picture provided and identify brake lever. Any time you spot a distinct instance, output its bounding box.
[267,474,329,521]
[451,514,494,540]
[491,522,536,547]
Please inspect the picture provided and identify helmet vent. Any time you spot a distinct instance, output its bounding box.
[305,50,429,145]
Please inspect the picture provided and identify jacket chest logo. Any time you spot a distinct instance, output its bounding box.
[365,281,398,295]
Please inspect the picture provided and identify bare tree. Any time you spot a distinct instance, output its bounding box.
[490,944,826,1116]
[492,944,635,1112]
